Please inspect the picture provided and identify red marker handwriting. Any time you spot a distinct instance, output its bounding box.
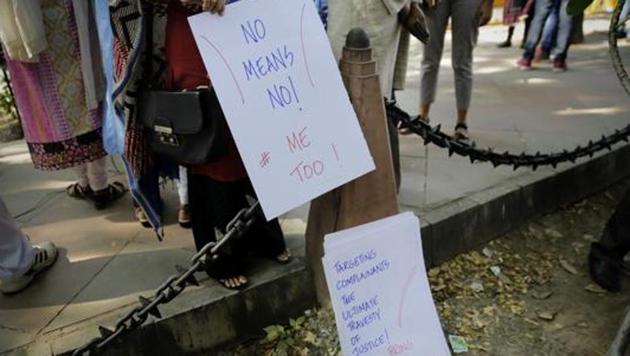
[287,126,311,153]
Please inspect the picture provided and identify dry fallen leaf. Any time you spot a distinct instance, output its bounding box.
[303,331,317,345]
[572,242,584,254]
[471,281,484,293]
[537,311,556,321]
[584,283,607,294]
[545,228,564,239]
[560,259,578,275]
[531,289,553,300]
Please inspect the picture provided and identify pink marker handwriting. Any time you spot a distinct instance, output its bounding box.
[287,127,311,153]
[289,160,324,182]
[388,340,414,355]
[259,151,271,168]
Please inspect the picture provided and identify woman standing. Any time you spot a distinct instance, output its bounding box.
[166,0,290,289]
[0,0,125,210]
[498,0,535,48]
[419,0,493,141]
[111,0,290,289]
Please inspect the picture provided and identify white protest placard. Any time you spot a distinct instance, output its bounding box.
[188,0,375,219]
[323,213,450,356]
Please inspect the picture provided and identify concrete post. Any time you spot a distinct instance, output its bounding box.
[305,28,400,306]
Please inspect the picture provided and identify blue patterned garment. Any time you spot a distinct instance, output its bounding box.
[95,0,125,155]
[314,0,329,28]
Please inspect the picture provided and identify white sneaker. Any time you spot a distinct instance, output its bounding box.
[0,241,58,294]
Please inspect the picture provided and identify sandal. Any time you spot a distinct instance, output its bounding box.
[66,183,93,199]
[134,206,152,228]
[453,123,470,142]
[178,205,192,229]
[274,249,292,264]
[92,182,127,210]
[204,254,248,290]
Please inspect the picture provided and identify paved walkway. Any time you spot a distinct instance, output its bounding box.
[1,18,629,354]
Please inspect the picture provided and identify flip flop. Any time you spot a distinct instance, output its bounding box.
[134,206,152,228]
[204,254,249,290]
[274,249,292,264]
[66,183,93,199]
[453,123,470,142]
[92,182,127,210]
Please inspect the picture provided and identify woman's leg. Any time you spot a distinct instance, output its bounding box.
[0,197,34,280]
[498,26,515,47]
[549,0,574,64]
[451,0,482,128]
[188,173,219,251]
[239,179,288,261]
[86,157,108,192]
[540,6,559,55]
[521,0,554,61]
[420,0,450,120]
[73,164,90,190]
[176,166,191,228]
[177,166,189,207]
[189,174,248,288]
[521,5,535,47]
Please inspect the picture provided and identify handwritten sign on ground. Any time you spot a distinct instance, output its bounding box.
[188,0,375,219]
[323,212,450,356]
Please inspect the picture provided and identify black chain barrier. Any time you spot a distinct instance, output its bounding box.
[72,202,260,356]
[72,3,630,355]
[389,103,630,170]
[391,0,630,171]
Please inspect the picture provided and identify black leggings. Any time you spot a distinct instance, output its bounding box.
[188,173,286,260]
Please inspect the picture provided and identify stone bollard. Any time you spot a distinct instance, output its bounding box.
[305,28,399,306]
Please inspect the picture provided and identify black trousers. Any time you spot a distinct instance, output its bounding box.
[599,189,630,260]
[188,173,286,259]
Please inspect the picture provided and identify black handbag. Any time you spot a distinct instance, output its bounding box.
[140,88,229,165]
[139,5,228,165]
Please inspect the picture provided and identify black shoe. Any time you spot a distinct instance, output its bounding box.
[589,243,621,292]
[497,40,512,48]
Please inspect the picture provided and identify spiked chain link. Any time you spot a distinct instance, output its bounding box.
[72,202,260,355]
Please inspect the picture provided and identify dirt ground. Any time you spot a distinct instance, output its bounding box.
[220,179,630,356]
[430,179,630,356]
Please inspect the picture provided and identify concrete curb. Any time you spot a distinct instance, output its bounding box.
[416,144,630,267]
[10,258,315,356]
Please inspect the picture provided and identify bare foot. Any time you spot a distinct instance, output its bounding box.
[218,275,248,289]
[275,249,292,264]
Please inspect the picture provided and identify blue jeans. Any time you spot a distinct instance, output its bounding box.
[541,6,559,53]
[523,0,573,61]
[619,0,630,35]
